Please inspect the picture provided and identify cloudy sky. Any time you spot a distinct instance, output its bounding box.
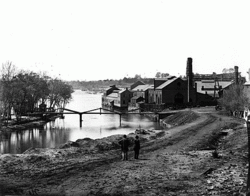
[0,0,249,81]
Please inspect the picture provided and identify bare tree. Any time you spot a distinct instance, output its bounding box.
[155,72,170,78]
[47,78,73,110]
[155,72,161,78]
[222,68,235,74]
[0,62,17,122]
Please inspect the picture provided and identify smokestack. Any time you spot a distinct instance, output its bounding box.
[186,57,193,103]
[234,66,239,84]
[186,57,193,86]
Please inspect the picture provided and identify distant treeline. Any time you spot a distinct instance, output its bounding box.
[68,77,154,92]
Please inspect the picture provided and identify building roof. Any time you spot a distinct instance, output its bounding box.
[131,84,153,91]
[105,85,119,91]
[119,88,130,93]
[107,93,119,98]
[112,90,120,93]
[155,76,176,81]
[155,77,179,89]
[195,80,232,95]
[131,80,145,85]
[223,82,233,89]
[130,81,146,90]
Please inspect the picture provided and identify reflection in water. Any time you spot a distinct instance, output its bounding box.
[0,126,71,154]
[0,90,162,154]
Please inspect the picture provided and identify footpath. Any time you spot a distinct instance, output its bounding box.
[0,107,248,196]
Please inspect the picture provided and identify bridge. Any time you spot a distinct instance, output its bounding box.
[28,107,176,127]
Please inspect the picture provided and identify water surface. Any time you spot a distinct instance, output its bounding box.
[0,90,162,154]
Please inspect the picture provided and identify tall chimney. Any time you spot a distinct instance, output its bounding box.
[234,66,239,84]
[186,57,193,103]
[186,57,193,86]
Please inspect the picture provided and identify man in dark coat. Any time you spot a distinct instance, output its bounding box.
[133,135,140,159]
[119,135,130,160]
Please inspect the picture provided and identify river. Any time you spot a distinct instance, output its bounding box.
[0,90,162,154]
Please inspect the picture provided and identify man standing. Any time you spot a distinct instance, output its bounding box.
[134,135,140,159]
[119,135,130,161]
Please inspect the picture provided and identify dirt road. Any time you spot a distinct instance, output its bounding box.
[0,107,247,195]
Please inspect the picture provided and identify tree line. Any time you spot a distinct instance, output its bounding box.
[0,62,74,123]
[68,73,172,92]
[218,84,249,113]
[69,76,154,92]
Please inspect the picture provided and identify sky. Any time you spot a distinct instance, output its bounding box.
[0,0,250,81]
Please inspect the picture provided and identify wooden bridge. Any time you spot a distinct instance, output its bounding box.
[28,107,176,127]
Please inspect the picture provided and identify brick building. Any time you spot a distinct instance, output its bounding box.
[102,85,133,108]
[148,58,197,107]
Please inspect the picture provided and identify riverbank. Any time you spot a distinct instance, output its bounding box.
[0,107,248,195]
[0,114,61,133]
[0,120,45,133]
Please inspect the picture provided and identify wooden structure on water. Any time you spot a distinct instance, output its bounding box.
[27,107,177,127]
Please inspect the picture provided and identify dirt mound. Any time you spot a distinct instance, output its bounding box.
[59,131,162,152]
[161,111,199,127]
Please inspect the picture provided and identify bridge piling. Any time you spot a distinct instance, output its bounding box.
[79,114,82,127]
[27,107,164,128]
[119,114,121,126]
